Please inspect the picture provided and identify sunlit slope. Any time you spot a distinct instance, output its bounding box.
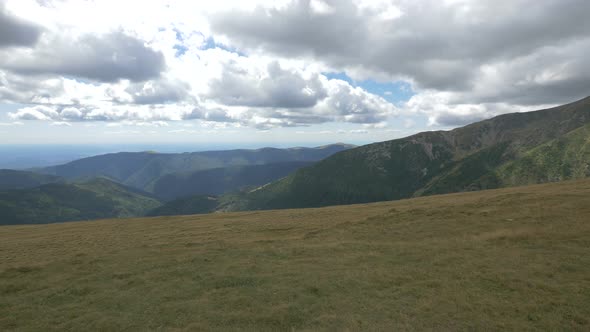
[229,97,590,211]
[1,179,589,330]
[495,123,590,186]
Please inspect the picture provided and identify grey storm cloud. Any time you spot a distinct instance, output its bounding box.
[207,61,328,108]
[0,2,42,48]
[211,0,590,105]
[1,31,165,82]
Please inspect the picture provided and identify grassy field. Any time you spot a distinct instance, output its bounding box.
[1,180,590,331]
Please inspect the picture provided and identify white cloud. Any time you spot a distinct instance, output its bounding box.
[1,31,165,82]
[169,129,197,134]
[0,121,23,126]
[7,56,398,129]
[132,121,170,127]
[211,0,590,108]
[404,91,555,127]
[8,105,58,120]
[50,121,72,127]
[207,59,328,108]
[0,0,588,138]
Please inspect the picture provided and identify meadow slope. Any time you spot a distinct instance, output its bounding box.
[1,179,590,330]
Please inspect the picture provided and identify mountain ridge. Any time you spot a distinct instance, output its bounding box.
[220,96,590,211]
[152,161,315,201]
[37,144,354,192]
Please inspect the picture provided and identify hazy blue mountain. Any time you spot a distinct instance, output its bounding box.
[38,144,354,191]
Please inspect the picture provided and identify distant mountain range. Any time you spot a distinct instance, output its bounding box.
[37,143,354,193]
[152,161,314,201]
[2,97,590,223]
[214,96,590,211]
[0,144,353,224]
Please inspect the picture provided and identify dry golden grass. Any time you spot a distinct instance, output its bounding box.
[2,179,590,331]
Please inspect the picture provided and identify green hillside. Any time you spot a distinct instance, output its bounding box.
[75,178,162,217]
[146,195,219,216]
[39,144,354,191]
[1,179,589,330]
[494,123,590,186]
[152,161,314,201]
[0,169,63,191]
[223,96,590,211]
[0,178,161,225]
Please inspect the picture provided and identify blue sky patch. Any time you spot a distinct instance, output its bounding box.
[173,28,184,42]
[323,72,415,106]
[173,44,188,57]
[200,36,247,57]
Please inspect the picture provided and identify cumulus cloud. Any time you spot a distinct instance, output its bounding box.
[405,91,555,127]
[8,74,397,129]
[124,78,190,104]
[317,79,394,124]
[9,105,59,121]
[4,33,398,130]
[208,61,327,108]
[1,31,165,82]
[185,106,237,123]
[0,71,65,104]
[7,103,232,125]
[465,38,590,106]
[50,121,72,127]
[212,0,590,105]
[0,2,42,48]
[227,77,397,129]
[2,0,588,135]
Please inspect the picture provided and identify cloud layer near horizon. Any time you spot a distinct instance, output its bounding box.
[0,0,588,131]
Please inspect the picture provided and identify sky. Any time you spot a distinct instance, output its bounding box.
[0,0,589,146]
